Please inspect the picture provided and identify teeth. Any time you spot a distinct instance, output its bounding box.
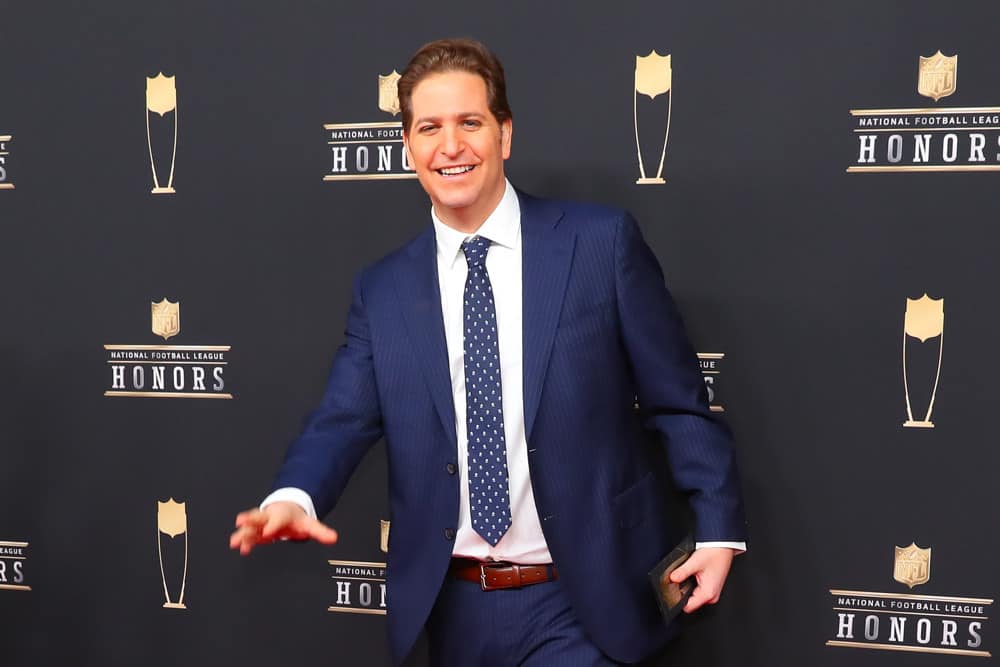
[439,166,474,175]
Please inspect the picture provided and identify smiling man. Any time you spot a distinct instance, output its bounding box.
[231,38,747,666]
[403,67,511,233]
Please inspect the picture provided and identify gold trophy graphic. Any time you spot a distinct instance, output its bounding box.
[633,51,673,185]
[902,294,944,428]
[146,73,178,194]
[157,498,188,609]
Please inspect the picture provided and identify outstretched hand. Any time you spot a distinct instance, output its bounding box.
[668,547,735,613]
[229,501,338,555]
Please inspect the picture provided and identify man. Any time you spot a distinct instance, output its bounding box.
[231,38,747,666]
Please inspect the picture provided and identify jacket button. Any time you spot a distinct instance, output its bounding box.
[444,528,455,540]
[446,463,457,475]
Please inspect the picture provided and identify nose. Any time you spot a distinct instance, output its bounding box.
[439,125,464,158]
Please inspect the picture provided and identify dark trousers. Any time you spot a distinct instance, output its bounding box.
[426,574,623,667]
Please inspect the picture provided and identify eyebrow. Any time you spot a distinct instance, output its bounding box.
[413,112,488,125]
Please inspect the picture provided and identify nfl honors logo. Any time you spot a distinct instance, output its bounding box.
[104,298,233,399]
[697,352,726,412]
[0,541,30,591]
[849,51,1000,173]
[324,70,416,182]
[328,521,390,615]
[827,543,993,657]
[0,134,13,189]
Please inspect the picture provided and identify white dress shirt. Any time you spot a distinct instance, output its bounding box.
[429,181,550,562]
[264,180,745,556]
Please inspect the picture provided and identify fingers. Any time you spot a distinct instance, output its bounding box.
[231,506,288,555]
[229,524,262,555]
[229,509,269,554]
[259,501,307,539]
[683,577,723,613]
[667,547,735,614]
[234,508,267,530]
[260,511,337,543]
[668,557,697,585]
[260,511,285,540]
[304,520,339,545]
[229,504,338,555]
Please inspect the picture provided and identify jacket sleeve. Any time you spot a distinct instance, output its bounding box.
[613,213,747,542]
[271,270,384,518]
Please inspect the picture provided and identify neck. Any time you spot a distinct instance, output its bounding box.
[435,212,486,235]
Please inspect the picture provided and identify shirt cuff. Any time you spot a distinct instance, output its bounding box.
[695,541,746,554]
[261,487,317,519]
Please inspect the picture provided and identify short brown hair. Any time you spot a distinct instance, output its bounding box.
[398,38,512,133]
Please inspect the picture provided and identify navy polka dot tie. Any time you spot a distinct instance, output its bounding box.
[461,236,512,546]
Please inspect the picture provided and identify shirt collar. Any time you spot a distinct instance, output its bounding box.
[432,179,520,268]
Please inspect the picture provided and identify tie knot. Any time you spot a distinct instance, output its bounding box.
[461,236,491,268]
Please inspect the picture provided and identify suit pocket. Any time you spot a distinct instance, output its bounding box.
[612,471,660,530]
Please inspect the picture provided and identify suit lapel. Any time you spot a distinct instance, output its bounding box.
[519,193,575,441]
[395,227,458,448]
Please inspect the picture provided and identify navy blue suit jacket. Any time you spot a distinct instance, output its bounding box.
[274,192,747,664]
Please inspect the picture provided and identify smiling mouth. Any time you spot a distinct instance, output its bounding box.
[438,165,475,176]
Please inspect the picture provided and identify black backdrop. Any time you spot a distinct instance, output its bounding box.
[2,1,997,665]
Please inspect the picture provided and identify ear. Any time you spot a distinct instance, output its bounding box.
[500,118,512,160]
[403,131,414,166]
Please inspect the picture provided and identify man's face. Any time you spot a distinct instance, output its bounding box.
[404,70,512,230]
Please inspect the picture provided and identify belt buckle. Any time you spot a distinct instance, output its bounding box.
[479,561,516,591]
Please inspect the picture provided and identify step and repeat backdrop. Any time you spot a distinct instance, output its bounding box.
[1,1,997,665]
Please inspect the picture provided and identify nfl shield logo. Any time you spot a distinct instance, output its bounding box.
[378,71,402,116]
[151,298,180,340]
[918,51,957,102]
[894,542,931,589]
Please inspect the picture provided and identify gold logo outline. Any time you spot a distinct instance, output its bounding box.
[902,294,944,428]
[157,498,189,609]
[145,73,178,194]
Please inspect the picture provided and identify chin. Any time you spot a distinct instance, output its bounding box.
[439,195,477,211]
[433,190,479,212]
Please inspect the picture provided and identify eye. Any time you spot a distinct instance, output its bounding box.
[418,124,439,134]
[462,119,482,129]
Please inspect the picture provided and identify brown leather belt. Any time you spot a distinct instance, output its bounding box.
[449,558,558,591]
